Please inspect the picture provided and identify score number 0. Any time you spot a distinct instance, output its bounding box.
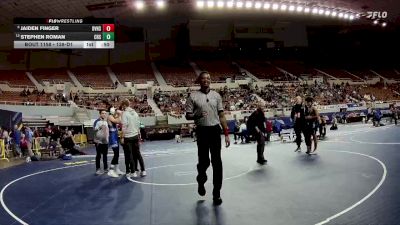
[103,24,114,32]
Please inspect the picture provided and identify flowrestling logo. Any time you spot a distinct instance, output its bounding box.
[366,11,388,20]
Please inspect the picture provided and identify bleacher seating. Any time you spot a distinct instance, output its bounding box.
[195,60,241,82]
[307,68,329,78]
[157,62,197,87]
[238,60,289,81]
[319,68,363,81]
[154,91,187,115]
[0,91,25,102]
[219,87,260,111]
[0,91,55,104]
[374,69,400,80]
[111,62,157,85]
[31,68,71,84]
[154,87,261,116]
[71,66,113,88]
[272,60,310,77]
[73,92,154,115]
[0,70,33,87]
[347,70,377,80]
[358,84,400,101]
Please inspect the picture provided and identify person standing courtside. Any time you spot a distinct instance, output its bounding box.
[389,104,398,125]
[248,104,268,164]
[304,97,319,154]
[107,106,125,178]
[291,96,306,152]
[186,71,230,206]
[120,99,146,178]
[93,110,109,175]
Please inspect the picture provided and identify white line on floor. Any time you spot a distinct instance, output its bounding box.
[315,150,387,225]
[349,136,400,145]
[0,163,92,225]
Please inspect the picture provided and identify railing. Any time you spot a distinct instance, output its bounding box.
[42,79,71,84]
[79,92,134,97]
[75,104,155,117]
[0,81,35,89]
[86,85,117,90]
[0,101,71,107]
[0,139,9,162]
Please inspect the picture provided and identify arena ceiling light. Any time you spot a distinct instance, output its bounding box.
[296,6,303,12]
[217,1,224,8]
[236,1,244,8]
[373,20,378,24]
[196,1,205,8]
[312,8,318,14]
[207,0,215,8]
[135,0,145,10]
[192,0,361,24]
[325,10,331,16]
[245,1,253,9]
[382,22,387,27]
[156,0,165,9]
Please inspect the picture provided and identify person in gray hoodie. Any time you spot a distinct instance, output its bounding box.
[120,99,146,178]
[93,109,109,175]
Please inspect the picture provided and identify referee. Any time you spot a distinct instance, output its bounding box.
[186,71,230,206]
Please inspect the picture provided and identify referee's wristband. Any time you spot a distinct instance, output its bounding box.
[224,128,229,136]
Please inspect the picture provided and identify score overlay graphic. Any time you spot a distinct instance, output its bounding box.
[13,18,115,49]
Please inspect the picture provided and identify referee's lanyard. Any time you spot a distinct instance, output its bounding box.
[204,93,214,113]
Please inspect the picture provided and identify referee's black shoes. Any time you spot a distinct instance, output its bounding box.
[257,159,268,165]
[213,197,223,206]
[198,183,206,196]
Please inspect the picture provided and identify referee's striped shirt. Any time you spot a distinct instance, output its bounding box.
[186,90,224,127]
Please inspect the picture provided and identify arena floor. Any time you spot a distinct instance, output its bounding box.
[0,122,399,225]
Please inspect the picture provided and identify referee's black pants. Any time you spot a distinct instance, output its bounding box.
[294,124,304,148]
[255,132,266,162]
[391,113,398,125]
[196,125,222,198]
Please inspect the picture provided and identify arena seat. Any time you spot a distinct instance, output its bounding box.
[195,60,241,82]
[0,70,34,87]
[319,68,363,81]
[111,61,157,85]
[157,62,196,87]
[237,60,290,81]
[347,69,377,80]
[272,60,310,77]
[71,66,113,88]
[374,69,400,80]
[31,68,71,84]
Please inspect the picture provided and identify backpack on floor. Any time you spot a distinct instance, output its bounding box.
[30,155,40,161]
[61,154,72,160]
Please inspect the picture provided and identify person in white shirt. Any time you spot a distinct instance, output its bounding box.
[238,122,248,143]
[120,99,146,178]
